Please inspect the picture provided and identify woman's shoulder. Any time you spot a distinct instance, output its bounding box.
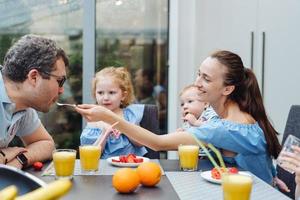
[200,117,262,133]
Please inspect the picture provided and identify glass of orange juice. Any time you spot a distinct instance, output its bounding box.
[222,173,253,200]
[52,149,76,179]
[178,144,199,171]
[79,145,101,173]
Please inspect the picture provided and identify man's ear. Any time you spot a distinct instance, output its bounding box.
[223,85,235,96]
[27,69,39,86]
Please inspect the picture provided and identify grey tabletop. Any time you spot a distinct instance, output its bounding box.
[26,159,291,200]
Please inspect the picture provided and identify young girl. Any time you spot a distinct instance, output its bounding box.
[179,84,212,129]
[75,51,281,185]
[80,67,147,159]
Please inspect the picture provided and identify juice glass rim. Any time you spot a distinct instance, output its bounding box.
[178,144,199,149]
[53,149,77,153]
[221,173,253,184]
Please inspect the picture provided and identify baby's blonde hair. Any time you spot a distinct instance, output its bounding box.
[92,67,135,107]
[179,84,201,97]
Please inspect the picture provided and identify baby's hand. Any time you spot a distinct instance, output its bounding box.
[183,113,198,125]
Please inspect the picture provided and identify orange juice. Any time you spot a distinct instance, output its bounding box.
[79,145,101,171]
[222,174,253,200]
[178,145,199,171]
[53,149,76,179]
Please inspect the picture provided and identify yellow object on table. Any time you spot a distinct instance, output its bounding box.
[222,173,253,200]
[79,145,101,172]
[16,179,72,200]
[178,145,199,171]
[0,185,18,200]
[52,149,76,179]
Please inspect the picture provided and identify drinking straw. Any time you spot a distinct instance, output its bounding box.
[191,134,220,171]
[93,121,119,147]
[207,143,226,169]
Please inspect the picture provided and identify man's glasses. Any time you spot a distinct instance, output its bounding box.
[40,71,66,87]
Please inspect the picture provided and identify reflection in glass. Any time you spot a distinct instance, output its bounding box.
[0,0,83,149]
[0,0,169,152]
[96,0,169,136]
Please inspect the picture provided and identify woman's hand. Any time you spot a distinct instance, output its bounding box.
[273,176,290,192]
[75,104,108,122]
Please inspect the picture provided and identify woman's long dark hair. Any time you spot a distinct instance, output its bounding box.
[211,50,281,158]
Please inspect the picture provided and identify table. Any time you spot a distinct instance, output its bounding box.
[27,159,291,200]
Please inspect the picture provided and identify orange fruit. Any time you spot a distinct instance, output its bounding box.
[112,168,140,193]
[136,162,162,187]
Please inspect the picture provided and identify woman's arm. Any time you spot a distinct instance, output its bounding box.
[75,104,197,151]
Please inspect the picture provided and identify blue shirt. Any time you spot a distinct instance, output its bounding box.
[187,117,274,184]
[0,73,40,148]
[80,104,147,159]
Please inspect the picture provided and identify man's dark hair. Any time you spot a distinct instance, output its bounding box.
[2,34,69,82]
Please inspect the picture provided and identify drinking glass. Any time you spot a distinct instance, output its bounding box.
[178,144,199,171]
[277,135,300,173]
[52,149,76,179]
[222,173,253,200]
[79,145,101,173]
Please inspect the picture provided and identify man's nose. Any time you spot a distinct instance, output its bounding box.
[58,87,64,94]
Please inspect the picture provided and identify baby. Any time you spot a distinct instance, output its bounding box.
[179,84,213,129]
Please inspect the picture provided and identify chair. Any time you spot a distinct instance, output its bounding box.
[277,105,300,199]
[140,104,161,159]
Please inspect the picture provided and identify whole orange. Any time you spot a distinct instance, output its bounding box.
[136,162,162,187]
[112,168,140,193]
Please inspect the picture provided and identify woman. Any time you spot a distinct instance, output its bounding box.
[75,50,281,184]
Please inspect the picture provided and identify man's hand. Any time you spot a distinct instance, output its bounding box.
[1,147,27,164]
[6,158,23,169]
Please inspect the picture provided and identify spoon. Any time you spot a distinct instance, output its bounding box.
[56,102,76,108]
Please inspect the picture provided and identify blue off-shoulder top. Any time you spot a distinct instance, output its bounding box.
[187,117,275,184]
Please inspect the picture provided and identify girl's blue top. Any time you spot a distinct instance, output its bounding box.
[187,116,275,184]
[80,104,147,159]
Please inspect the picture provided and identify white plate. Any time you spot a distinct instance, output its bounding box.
[106,156,150,167]
[200,170,252,184]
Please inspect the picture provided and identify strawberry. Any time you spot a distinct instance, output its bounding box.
[211,167,227,179]
[126,154,136,163]
[133,158,143,163]
[33,162,43,171]
[127,153,136,158]
[228,167,239,174]
[119,155,127,163]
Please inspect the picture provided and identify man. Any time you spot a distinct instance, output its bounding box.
[0,35,68,169]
